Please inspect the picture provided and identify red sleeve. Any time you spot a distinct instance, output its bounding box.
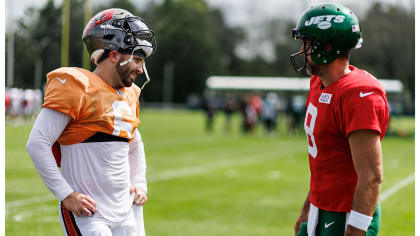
[341,88,389,139]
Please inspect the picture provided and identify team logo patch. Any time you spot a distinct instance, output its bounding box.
[305,15,345,30]
[319,93,333,104]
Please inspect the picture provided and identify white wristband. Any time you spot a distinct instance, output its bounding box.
[348,210,373,231]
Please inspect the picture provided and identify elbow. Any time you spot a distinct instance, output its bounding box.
[370,173,383,190]
[359,171,383,190]
[26,140,35,156]
[26,138,43,159]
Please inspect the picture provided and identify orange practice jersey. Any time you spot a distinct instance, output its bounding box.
[43,67,141,145]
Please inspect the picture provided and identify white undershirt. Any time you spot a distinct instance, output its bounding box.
[26,108,147,222]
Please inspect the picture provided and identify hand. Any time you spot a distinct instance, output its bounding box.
[62,191,96,217]
[294,211,309,236]
[130,186,147,206]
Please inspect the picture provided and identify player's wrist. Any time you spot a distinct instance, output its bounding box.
[347,210,373,231]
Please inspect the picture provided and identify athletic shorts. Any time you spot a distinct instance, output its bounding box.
[298,203,381,236]
[58,202,145,236]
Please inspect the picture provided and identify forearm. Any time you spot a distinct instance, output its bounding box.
[346,130,383,236]
[300,190,311,216]
[352,177,381,216]
[345,177,381,236]
[26,108,74,201]
[129,129,147,193]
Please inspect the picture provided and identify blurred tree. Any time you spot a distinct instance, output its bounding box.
[6,0,414,107]
[8,0,85,89]
[138,0,244,103]
[351,3,414,101]
[11,1,61,89]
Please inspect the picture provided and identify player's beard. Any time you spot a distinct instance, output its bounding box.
[116,59,135,87]
[306,59,322,76]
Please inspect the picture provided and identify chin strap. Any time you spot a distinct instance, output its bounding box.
[140,62,150,90]
[119,46,142,66]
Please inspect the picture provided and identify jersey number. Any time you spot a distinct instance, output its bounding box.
[112,101,133,139]
[304,102,318,158]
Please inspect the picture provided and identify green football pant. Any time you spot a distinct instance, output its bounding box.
[297,203,381,236]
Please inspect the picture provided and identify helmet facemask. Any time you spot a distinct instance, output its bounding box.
[118,16,156,57]
[290,30,320,73]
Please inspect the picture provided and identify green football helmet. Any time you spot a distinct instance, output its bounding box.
[290,3,363,72]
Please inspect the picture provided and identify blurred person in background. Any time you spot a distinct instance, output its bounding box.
[287,95,306,135]
[26,8,156,236]
[239,93,258,134]
[290,3,389,236]
[5,89,11,114]
[261,92,280,135]
[202,91,218,133]
[223,93,237,134]
[9,88,24,118]
[22,89,35,119]
[250,92,263,121]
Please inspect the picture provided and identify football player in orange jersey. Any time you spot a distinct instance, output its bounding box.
[290,3,388,236]
[26,8,156,236]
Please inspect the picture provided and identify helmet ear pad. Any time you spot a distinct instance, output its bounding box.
[310,39,346,65]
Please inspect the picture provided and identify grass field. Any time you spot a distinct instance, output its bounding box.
[5,110,415,235]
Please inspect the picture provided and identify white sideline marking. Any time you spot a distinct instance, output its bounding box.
[6,194,55,209]
[13,206,57,222]
[380,173,415,202]
[10,158,412,222]
[149,152,280,182]
[7,151,282,222]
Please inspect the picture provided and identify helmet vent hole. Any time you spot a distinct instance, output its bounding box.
[322,6,325,9]
[337,8,340,11]
[103,34,114,40]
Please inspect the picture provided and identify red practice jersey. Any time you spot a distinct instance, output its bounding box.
[304,65,389,212]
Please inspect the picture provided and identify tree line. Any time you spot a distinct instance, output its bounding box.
[6,0,414,106]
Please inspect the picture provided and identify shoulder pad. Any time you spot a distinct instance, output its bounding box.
[43,67,91,119]
[46,67,90,91]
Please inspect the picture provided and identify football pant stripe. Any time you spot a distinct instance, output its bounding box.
[60,202,82,236]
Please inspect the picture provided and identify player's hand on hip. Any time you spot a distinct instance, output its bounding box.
[62,191,96,217]
[130,186,147,206]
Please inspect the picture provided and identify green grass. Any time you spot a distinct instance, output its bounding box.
[5,111,414,235]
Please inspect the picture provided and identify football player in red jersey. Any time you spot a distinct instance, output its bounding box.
[290,3,389,236]
[26,9,156,236]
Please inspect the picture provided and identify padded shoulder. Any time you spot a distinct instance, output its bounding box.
[43,67,91,119]
[46,67,91,91]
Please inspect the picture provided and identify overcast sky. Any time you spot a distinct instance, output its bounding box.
[5,0,414,59]
[6,0,414,26]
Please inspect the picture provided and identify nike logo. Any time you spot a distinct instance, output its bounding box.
[325,221,335,229]
[56,77,66,84]
[359,91,374,98]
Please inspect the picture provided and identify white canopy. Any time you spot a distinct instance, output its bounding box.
[206,76,403,93]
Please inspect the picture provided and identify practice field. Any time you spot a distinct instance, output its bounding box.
[6,110,414,235]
